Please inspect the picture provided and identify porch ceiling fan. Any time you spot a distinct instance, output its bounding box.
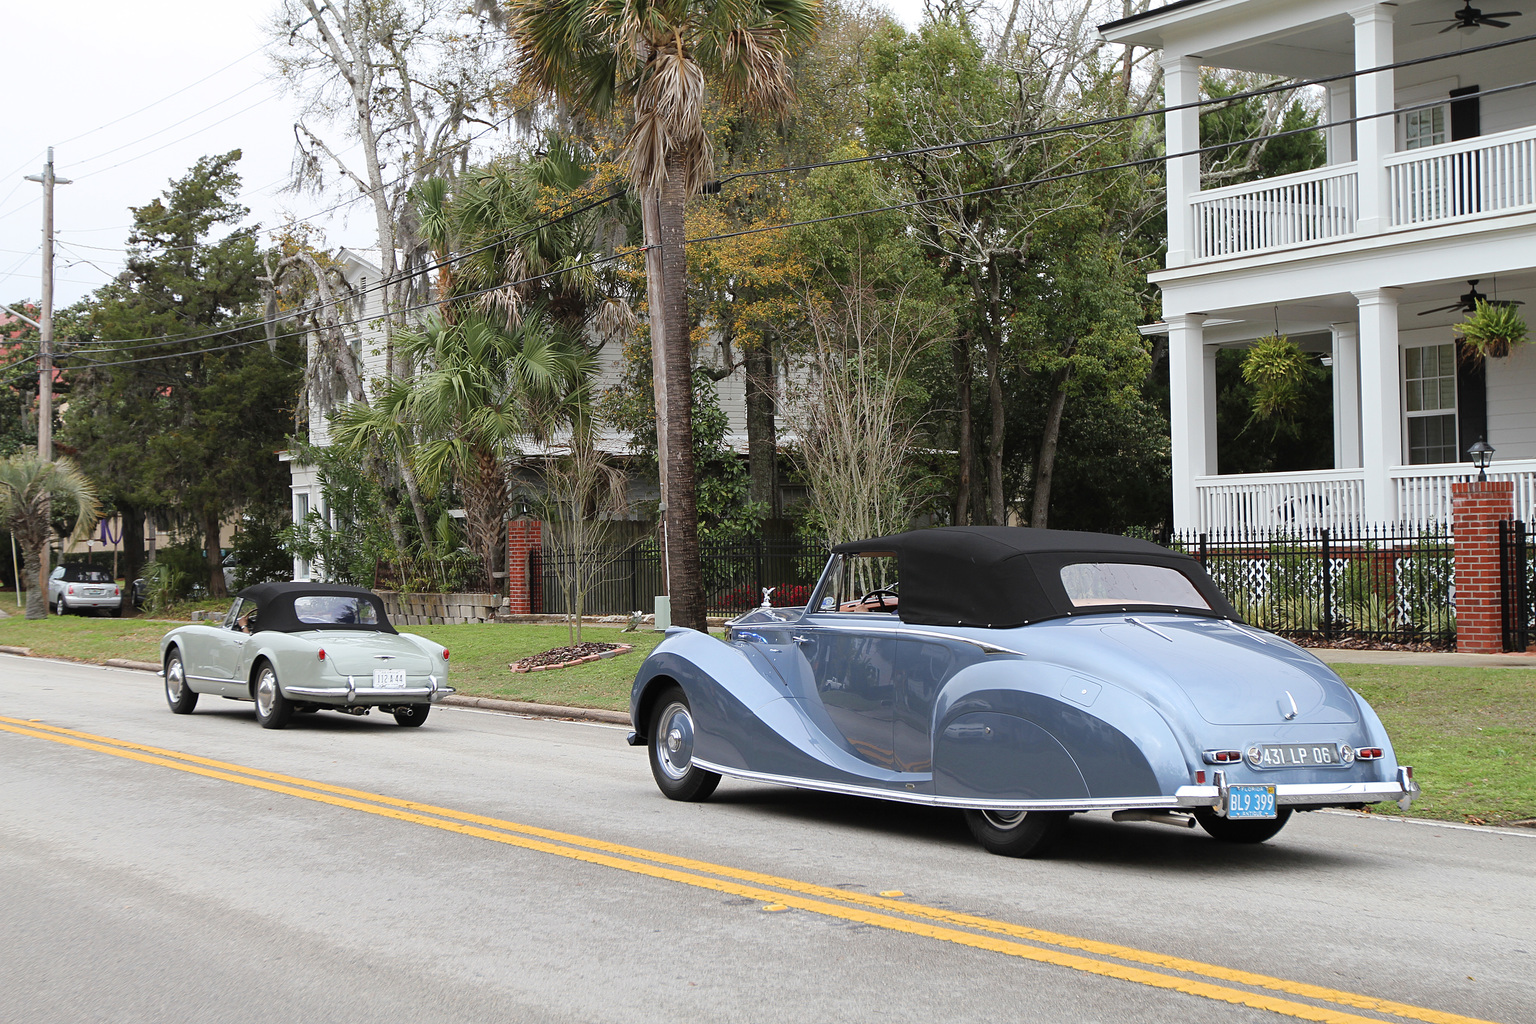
[1414,2,1523,32]
[1417,280,1526,316]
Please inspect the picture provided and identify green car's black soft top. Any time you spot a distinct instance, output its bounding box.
[832,526,1239,629]
[235,581,397,634]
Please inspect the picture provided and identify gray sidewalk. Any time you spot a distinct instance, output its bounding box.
[1312,648,1535,668]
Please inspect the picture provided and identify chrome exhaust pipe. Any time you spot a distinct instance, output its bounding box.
[1112,809,1197,828]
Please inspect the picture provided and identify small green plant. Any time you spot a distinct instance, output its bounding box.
[1240,334,1325,435]
[1455,299,1527,360]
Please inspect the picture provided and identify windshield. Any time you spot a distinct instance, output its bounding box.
[294,595,379,625]
[1059,562,1210,610]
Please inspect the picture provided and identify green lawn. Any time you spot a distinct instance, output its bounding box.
[3,609,1531,824]
[1334,664,1536,826]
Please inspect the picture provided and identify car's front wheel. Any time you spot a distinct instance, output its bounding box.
[253,662,293,729]
[164,649,198,715]
[393,704,430,727]
[53,596,67,616]
[1194,807,1292,843]
[964,809,1069,858]
[647,686,720,801]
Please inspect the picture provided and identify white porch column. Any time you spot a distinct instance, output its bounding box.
[1161,55,1202,267]
[1331,323,1362,469]
[1325,80,1355,165]
[1168,314,1213,531]
[1351,4,1395,234]
[1354,289,1401,523]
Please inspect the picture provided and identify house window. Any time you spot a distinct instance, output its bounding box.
[1403,106,1447,150]
[1404,343,1457,465]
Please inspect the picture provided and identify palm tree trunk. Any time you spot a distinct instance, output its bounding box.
[660,154,705,631]
[642,191,671,517]
[22,539,46,620]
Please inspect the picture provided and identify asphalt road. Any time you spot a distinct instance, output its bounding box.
[3,654,1533,1024]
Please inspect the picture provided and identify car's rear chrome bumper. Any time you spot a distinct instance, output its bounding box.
[1174,766,1419,814]
[283,676,454,705]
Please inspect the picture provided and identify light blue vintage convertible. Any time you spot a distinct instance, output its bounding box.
[629,527,1416,857]
[160,582,453,729]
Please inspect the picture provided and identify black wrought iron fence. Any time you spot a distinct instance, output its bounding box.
[533,537,827,618]
[1171,524,1456,647]
[1499,521,1532,652]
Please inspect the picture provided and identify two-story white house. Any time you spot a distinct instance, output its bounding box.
[1101,0,1536,533]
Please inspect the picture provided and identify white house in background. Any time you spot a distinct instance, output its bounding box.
[1100,0,1536,532]
[283,248,760,580]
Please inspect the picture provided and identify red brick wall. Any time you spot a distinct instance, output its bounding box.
[506,520,543,615]
[1451,481,1514,654]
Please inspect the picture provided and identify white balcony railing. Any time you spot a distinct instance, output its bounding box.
[1386,123,1536,228]
[1195,468,1365,533]
[1194,461,1536,532]
[1185,123,1536,261]
[1191,163,1358,260]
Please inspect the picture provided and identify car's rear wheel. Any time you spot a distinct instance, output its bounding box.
[964,809,1069,858]
[164,649,198,715]
[253,662,292,729]
[393,704,430,727]
[1194,807,1292,843]
[647,686,720,801]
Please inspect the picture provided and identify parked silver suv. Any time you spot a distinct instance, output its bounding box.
[47,564,123,616]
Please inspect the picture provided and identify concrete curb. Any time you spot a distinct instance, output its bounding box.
[106,658,161,672]
[438,694,631,727]
[13,651,632,726]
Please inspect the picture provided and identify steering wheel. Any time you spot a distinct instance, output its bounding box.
[857,587,899,610]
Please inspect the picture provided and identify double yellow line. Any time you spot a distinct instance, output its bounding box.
[0,714,1499,1024]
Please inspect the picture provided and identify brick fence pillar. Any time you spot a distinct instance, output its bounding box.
[1451,481,1514,654]
[506,519,543,615]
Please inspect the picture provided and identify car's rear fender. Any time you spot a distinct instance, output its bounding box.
[933,658,1185,800]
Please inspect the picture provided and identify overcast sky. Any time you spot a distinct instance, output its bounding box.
[1,0,929,310]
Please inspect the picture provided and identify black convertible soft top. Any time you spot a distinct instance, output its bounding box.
[235,581,397,634]
[832,526,1239,629]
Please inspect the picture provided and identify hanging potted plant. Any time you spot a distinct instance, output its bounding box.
[1241,333,1323,434]
[1454,299,1527,360]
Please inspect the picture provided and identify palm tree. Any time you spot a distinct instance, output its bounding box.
[334,312,586,588]
[505,0,823,630]
[0,453,101,620]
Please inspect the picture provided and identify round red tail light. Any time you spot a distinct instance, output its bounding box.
[442,648,450,661]
[317,648,327,662]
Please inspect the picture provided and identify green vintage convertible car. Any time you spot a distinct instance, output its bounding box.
[160,582,453,729]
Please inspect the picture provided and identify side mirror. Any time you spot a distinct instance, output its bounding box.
[820,597,836,610]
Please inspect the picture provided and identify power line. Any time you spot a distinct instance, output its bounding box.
[55,45,269,148]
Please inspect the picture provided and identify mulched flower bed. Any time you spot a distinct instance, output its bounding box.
[509,641,633,673]
[1290,635,1455,653]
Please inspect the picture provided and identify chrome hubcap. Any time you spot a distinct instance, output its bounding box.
[165,659,184,701]
[655,703,694,781]
[255,670,276,716]
[982,809,1027,830]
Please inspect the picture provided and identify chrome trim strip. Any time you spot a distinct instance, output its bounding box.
[186,674,225,685]
[800,622,1027,657]
[1173,780,1411,809]
[284,685,440,701]
[691,759,1175,812]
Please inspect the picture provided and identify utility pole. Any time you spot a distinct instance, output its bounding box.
[25,147,71,462]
